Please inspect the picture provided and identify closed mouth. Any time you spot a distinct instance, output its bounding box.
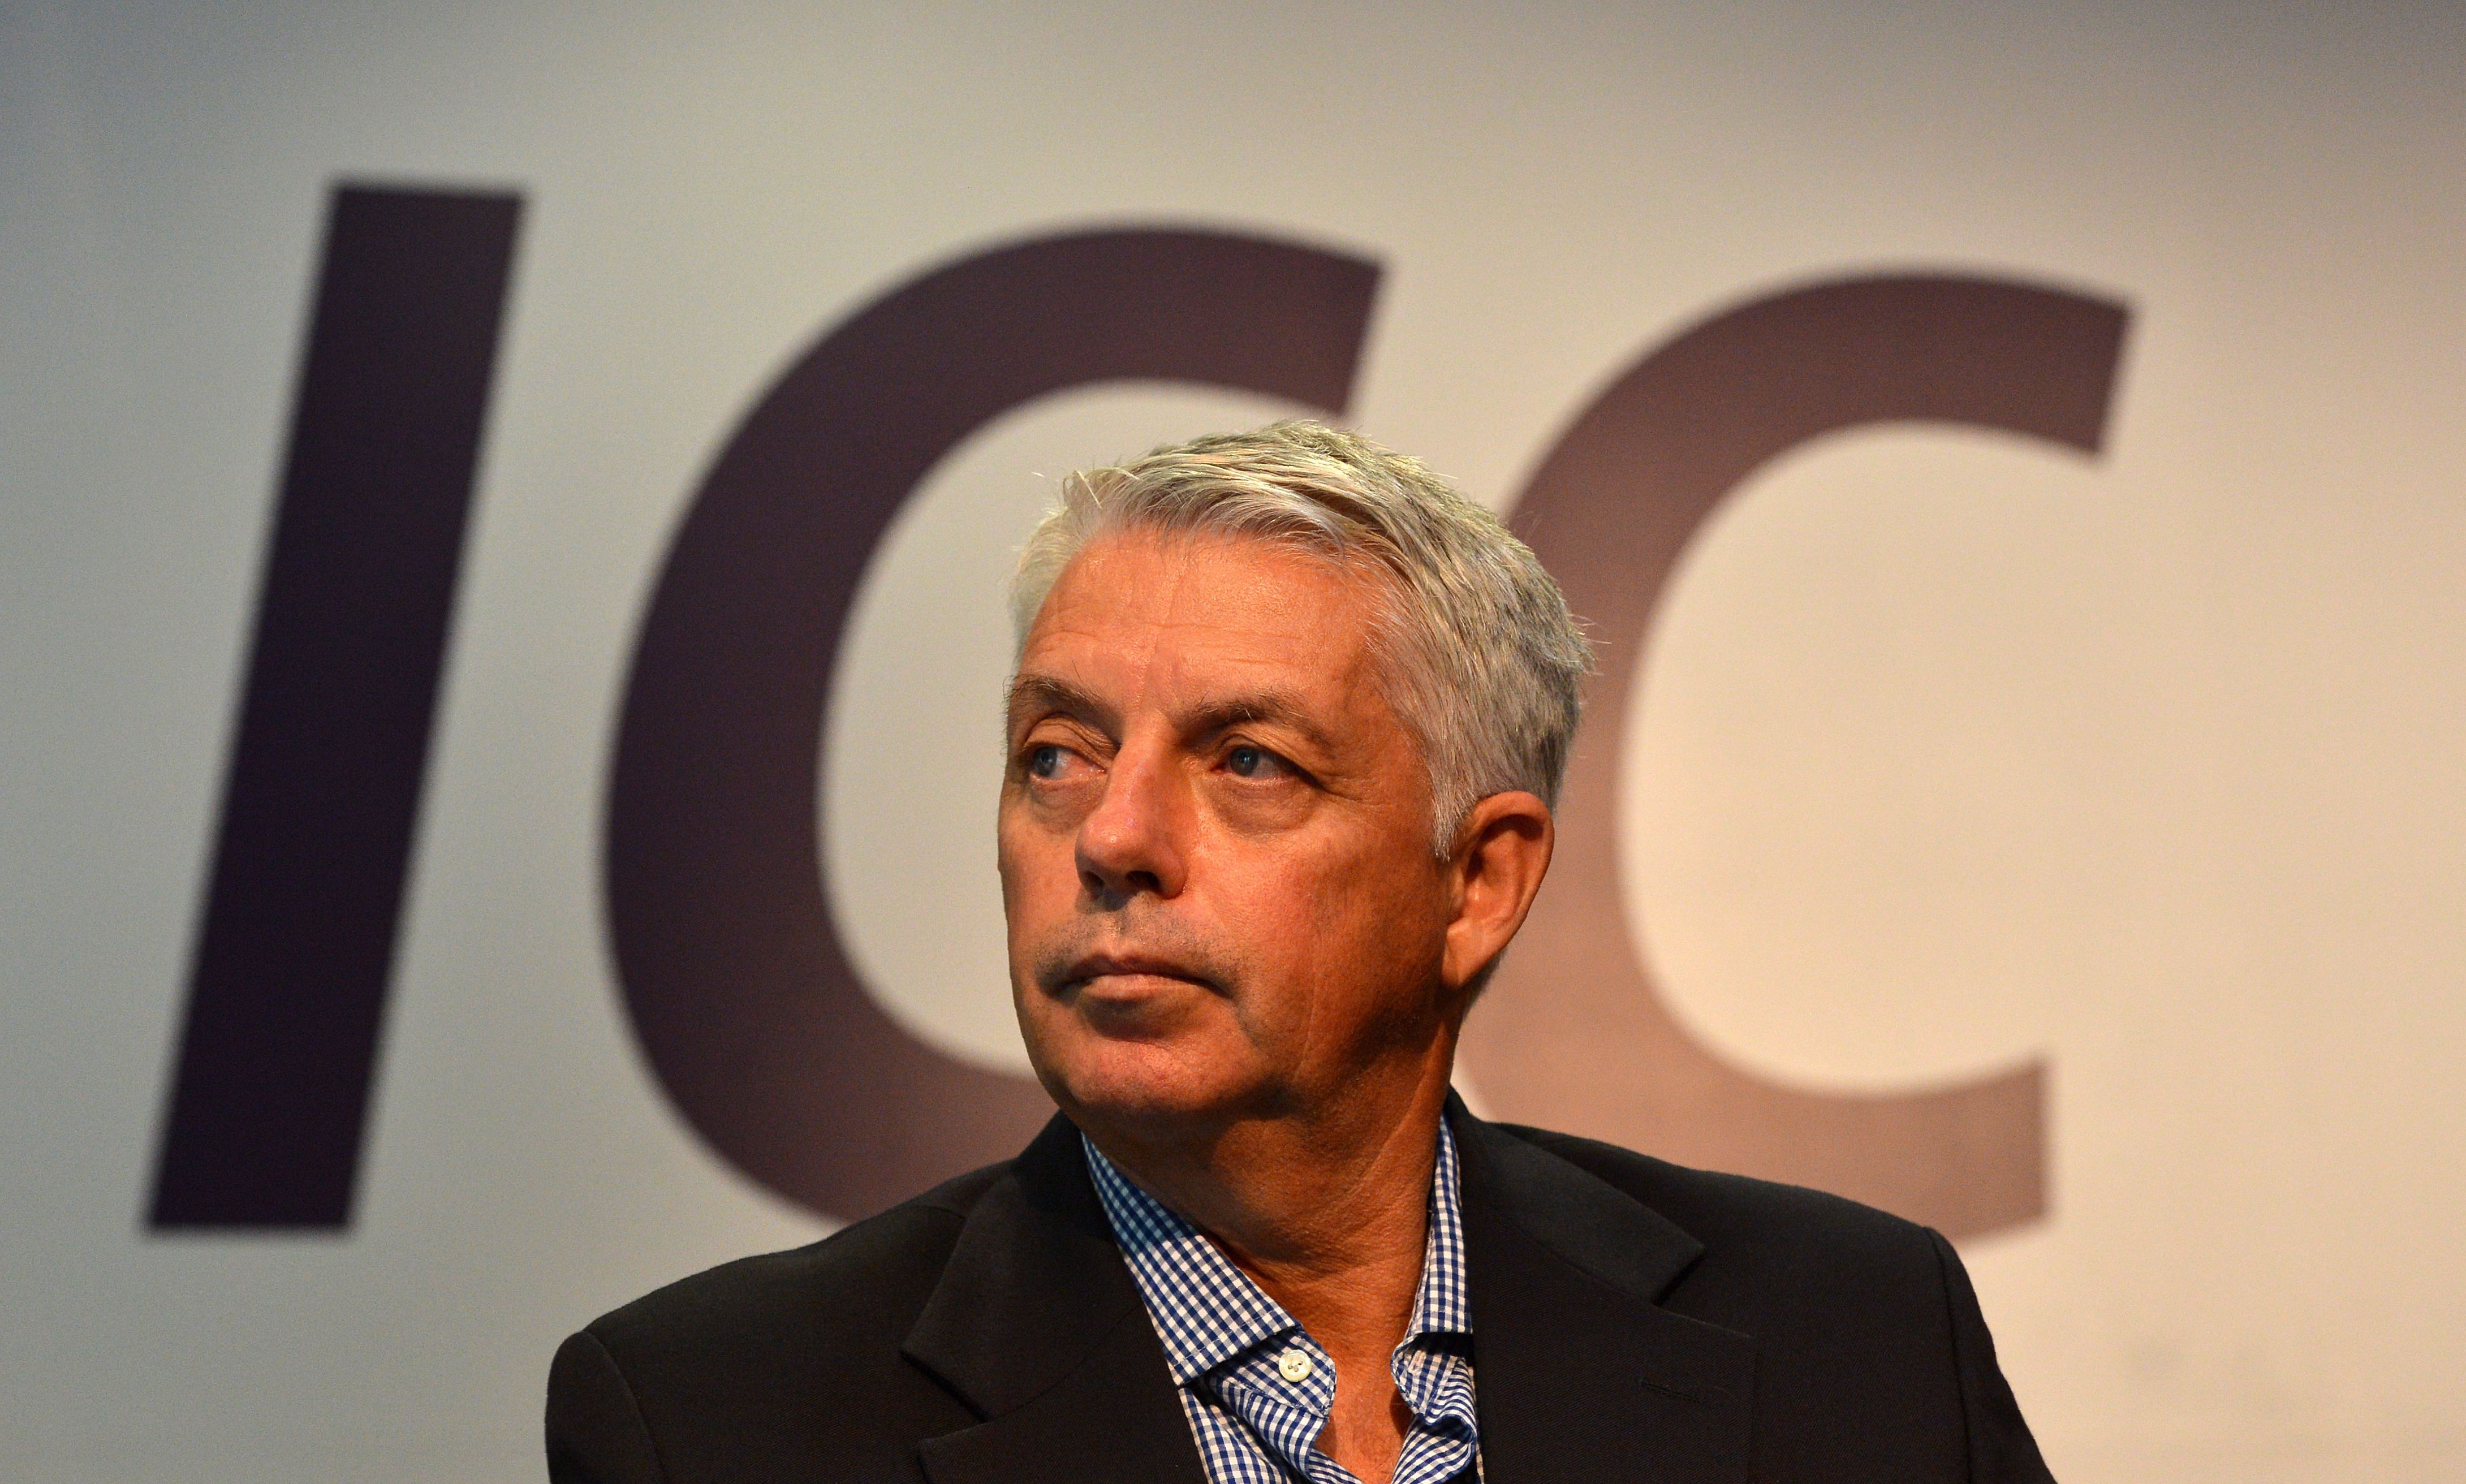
[1058,954,1217,997]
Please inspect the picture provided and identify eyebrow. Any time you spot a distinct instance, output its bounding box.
[1004,675,1342,758]
[1184,690,1341,758]
[1005,674,1114,735]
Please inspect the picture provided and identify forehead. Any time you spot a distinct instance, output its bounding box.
[1018,528,1390,701]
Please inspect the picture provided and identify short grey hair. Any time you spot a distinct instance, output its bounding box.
[1010,420,1593,854]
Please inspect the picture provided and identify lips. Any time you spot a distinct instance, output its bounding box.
[1066,952,1213,993]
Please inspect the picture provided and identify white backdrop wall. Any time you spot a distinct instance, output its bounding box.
[3,2,2463,1479]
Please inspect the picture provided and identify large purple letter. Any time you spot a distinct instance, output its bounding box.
[605,229,1379,1222]
[1463,275,2129,1237]
[150,185,522,1230]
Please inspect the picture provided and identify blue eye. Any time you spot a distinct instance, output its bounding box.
[1028,744,1066,778]
[1227,745,1270,777]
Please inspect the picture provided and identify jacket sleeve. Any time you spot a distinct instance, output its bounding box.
[546,1328,667,1484]
[1928,1229,2057,1483]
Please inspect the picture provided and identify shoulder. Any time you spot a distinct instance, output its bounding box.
[1484,1122,2046,1476]
[1478,1123,1965,1379]
[582,1161,1006,1367]
[547,1163,1010,1481]
[1491,1121,1948,1288]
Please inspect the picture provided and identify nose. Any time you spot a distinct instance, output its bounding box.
[1074,739,1188,905]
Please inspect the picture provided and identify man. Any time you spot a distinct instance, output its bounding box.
[547,422,2055,1482]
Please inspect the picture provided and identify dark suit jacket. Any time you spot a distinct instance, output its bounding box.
[546,1101,2055,1482]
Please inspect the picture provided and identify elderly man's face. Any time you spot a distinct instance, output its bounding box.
[999,528,1456,1135]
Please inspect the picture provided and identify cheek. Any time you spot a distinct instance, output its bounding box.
[1212,844,1435,1030]
[1301,845,1450,994]
[997,804,1067,906]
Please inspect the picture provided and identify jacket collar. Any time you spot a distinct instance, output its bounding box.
[1449,1097,1757,1482]
[902,1102,1756,1484]
[902,1114,1208,1484]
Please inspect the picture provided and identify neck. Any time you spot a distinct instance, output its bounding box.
[1079,1034,1459,1361]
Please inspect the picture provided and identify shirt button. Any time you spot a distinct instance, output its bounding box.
[1277,1349,1313,1383]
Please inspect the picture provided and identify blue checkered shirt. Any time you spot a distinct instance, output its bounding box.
[1083,1123,1481,1484]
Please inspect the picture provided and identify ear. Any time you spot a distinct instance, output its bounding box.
[1439,790,1555,1000]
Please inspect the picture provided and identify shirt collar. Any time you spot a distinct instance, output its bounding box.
[1409,1116,1469,1340]
[1083,1118,1471,1387]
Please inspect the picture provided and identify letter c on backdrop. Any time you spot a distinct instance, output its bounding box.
[1465,276,2128,1237]
[604,230,1382,1221]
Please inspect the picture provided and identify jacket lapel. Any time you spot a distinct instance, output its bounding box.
[1451,1100,1757,1483]
[902,1114,1209,1484]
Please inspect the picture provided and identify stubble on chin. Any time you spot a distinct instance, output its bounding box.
[1018,936,1270,1132]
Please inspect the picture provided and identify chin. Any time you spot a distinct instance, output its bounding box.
[1030,1034,1253,1137]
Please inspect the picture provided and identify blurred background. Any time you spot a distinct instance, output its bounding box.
[3,2,2461,1479]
